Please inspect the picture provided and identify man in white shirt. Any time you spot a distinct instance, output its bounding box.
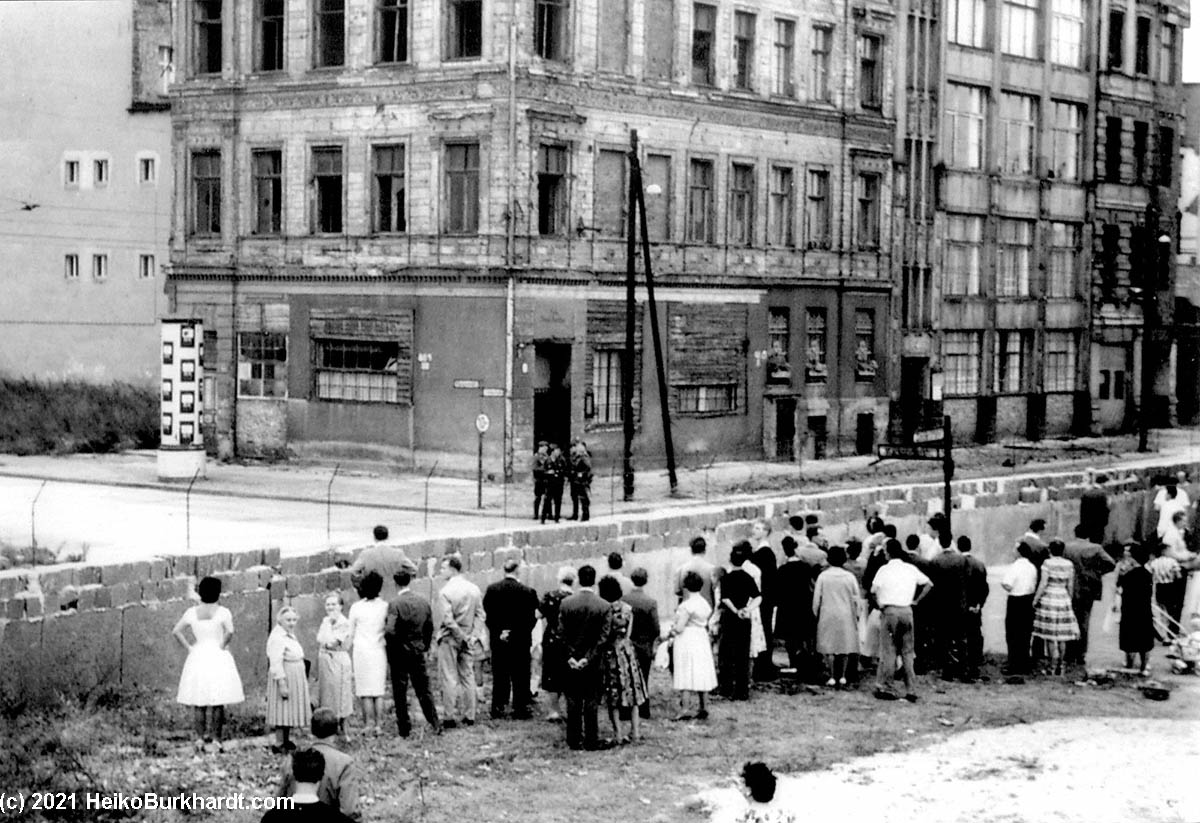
[871,540,933,702]
[1155,481,1192,537]
[1001,541,1039,676]
[916,514,947,562]
[435,555,485,729]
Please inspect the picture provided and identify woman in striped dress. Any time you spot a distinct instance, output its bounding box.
[1032,540,1080,676]
[266,606,311,753]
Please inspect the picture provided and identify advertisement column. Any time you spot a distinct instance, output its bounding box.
[158,318,207,479]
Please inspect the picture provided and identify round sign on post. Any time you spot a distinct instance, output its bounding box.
[475,413,490,434]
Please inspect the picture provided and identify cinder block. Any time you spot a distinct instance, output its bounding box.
[227,550,262,570]
[36,568,77,594]
[508,530,532,548]
[280,556,309,575]
[41,610,122,698]
[16,593,43,619]
[307,551,335,573]
[223,590,270,690]
[244,565,274,589]
[106,583,138,608]
[167,555,198,577]
[468,550,493,573]
[262,547,282,568]
[121,599,191,692]
[619,519,649,536]
[1019,487,1042,504]
[215,570,247,594]
[268,574,287,599]
[323,570,343,592]
[286,574,314,596]
[0,574,28,600]
[75,566,100,587]
[195,553,233,577]
[0,618,45,703]
[147,557,170,580]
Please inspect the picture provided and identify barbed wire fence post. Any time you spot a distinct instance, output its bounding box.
[326,463,340,547]
[424,461,439,531]
[186,468,201,552]
[30,479,47,565]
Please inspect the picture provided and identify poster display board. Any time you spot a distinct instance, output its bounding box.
[157,318,207,480]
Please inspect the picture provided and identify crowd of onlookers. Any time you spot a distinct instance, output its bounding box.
[169,470,1200,821]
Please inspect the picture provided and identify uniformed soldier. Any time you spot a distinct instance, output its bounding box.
[568,440,593,522]
[540,443,567,524]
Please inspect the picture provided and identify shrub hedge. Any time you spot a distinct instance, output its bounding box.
[0,378,159,455]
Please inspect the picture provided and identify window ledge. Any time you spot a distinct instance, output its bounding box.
[676,410,742,419]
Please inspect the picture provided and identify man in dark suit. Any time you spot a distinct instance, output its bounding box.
[558,564,612,750]
[384,568,442,737]
[622,567,660,720]
[958,536,989,681]
[1063,524,1117,667]
[483,557,540,719]
[1079,473,1110,546]
[925,531,968,679]
[750,519,779,681]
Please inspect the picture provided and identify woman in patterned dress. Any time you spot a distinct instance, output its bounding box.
[315,592,354,735]
[538,566,575,721]
[266,606,311,753]
[1032,540,1080,675]
[598,575,648,744]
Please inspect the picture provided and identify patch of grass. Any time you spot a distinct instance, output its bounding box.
[0,378,158,456]
[4,658,1191,823]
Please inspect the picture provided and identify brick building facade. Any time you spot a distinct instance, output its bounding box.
[166,0,897,473]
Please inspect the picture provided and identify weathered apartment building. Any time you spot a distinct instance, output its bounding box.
[891,0,1188,443]
[166,0,898,472]
[0,0,172,385]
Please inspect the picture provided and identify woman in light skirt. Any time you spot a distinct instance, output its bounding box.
[266,606,311,753]
[315,592,355,735]
[667,570,718,721]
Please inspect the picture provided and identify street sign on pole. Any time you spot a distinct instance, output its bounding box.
[877,444,943,461]
[475,413,489,510]
[453,378,481,389]
[876,415,955,533]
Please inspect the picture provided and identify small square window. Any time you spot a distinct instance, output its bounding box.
[94,159,109,187]
[65,160,80,186]
[64,254,80,279]
[139,254,155,279]
[139,157,157,184]
[92,254,108,280]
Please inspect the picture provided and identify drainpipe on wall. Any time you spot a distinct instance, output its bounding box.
[503,4,519,481]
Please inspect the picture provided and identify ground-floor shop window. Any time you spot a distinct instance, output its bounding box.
[677,382,739,414]
[238,332,288,397]
[315,338,400,403]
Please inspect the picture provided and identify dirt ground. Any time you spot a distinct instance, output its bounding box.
[700,715,1200,823]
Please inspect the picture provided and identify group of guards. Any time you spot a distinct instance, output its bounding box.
[532,440,593,523]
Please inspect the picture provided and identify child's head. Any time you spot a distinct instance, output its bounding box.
[741,762,778,804]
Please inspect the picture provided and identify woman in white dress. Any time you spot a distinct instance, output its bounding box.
[172,576,245,750]
[667,570,718,721]
[347,571,388,733]
[315,592,355,734]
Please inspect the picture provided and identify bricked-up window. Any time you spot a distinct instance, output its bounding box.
[252,149,282,235]
[773,19,795,96]
[311,147,343,233]
[767,308,790,383]
[691,4,716,86]
[858,34,881,108]
[994,330,1029,393]
[1104,116,1123,182]
[1133,121,1148,182]
[728,163,755,246]
[1000,92,1037,176]
[444,142,480,234]
[238,332,288,398]
[1045,332,1076,392]
[997,219,1033,296]
[943,332,981,395]
[537,145,568,235]
[854,310,877,379]
[534,0,567,60]
[1047,222,1080,298]
[945,214,982,295]
[670,304,747,415]
[1134,16,1150,75]
[314,0,345,67]
[805,308,827,381]
[948,0,985,47]
[372,144,406,233]
[1158,126,1174,186]
[767,166,794,246]
[805,169,830,248]
[595,149,626,236]
[92,254,108,281]
[316,339,401,403]
[139,254,155,279]
[1001,0,1038,59]
[810,26,832,102]
[1050,0,1082,67]
[591,349,624,422]
[855,173,880,249]
[191,150,221,236]
[1107,10,1124,69]
[192,0,222,75]
[733,11,755,90]
[687,159,714,242]
[644,153,672,240]
[947,83,986,170]
[1051,101,1083,181]
[446,0,483,58]
[376,0,409,63]
[598,0,628,72]
[256,0,285,71]
[644,0,674,79]
[1160,23,1177,83]
[1099,223,1120,297]
[64,254,79,279]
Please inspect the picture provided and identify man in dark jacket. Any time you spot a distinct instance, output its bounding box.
[540,443,567,524]
[483,557,540,719]
[384,568,441,737]
[558,565,612,750]
[925,531,969,679]
[1063,524,1117,667]
[1079,473,1110,546]
[622,567,660,719]
[750,519,778,680]
[531,442,549,520]
[958,536,989,681]
[568,440,593,521]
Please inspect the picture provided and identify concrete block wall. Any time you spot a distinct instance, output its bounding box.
[0,458,1193,706]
